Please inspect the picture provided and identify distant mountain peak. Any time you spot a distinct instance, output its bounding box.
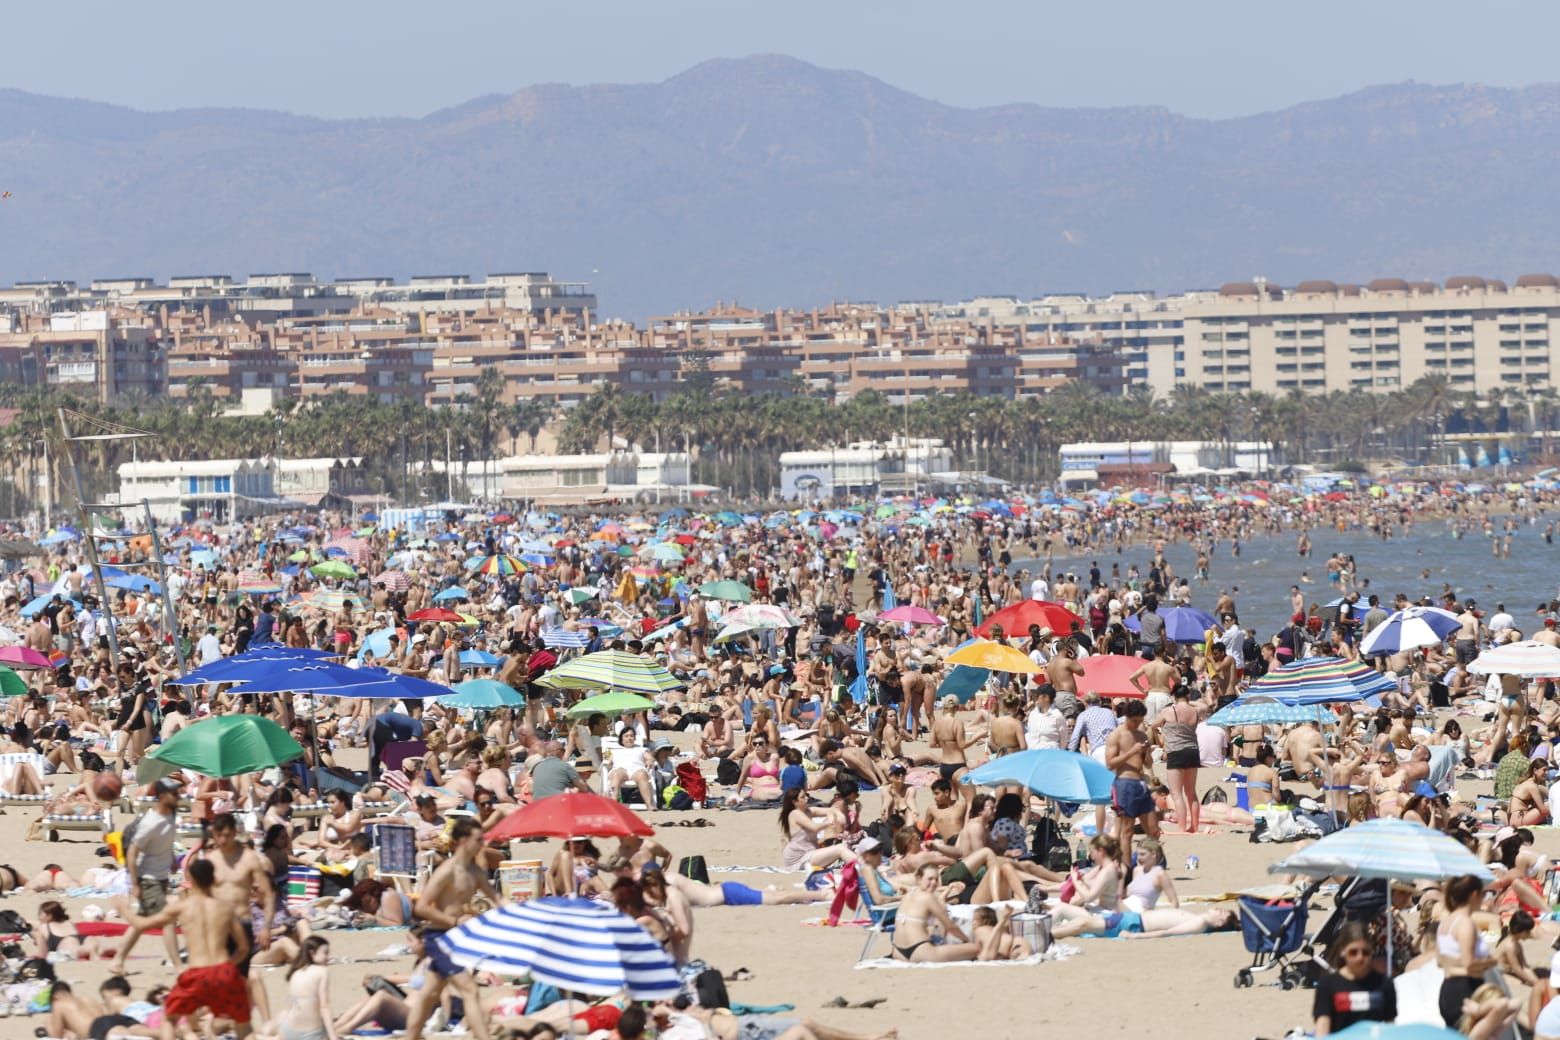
[2,57,1560,318]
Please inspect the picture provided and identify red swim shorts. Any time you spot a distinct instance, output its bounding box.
[164,961,251,1024]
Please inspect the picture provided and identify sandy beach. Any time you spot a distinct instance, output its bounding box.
[6,741,1525,1040]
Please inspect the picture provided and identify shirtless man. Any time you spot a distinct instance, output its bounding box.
[918,778,967,842]
[1129,645,1178,705]
[46,980,104,1040]
[1204,642,1240,702]
[199,813,277,1023]
[688,594,709,658]
[902,663,935,740]
[1454,601,1482,666]
[1281,720,1329,790]
[1535,619,1560,649]
[1105,700,1159,842]
[405,818,502,1040]
[123,857,252,1040]
[1045,640,1085,696]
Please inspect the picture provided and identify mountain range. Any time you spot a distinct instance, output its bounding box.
[3,54,1560,319]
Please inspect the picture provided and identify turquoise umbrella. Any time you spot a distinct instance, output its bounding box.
[448,678,525,709]
[964,749,1114,804]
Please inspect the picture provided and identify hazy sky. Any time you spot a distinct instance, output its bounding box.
[7,1,1560,119]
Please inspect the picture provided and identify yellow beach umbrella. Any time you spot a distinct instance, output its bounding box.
[947,640,1042,675]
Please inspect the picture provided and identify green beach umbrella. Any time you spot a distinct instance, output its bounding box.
[564,690,657,718]
[538,650,682,694]
[448,678,525,709]
[0,666,25,697]
[311,560,357,580]
[139,714,304,780]
[697,579,752,603]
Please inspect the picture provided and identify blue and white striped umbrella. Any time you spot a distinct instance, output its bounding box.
[1268,818,1492,883]
[1359,606,1460,656]
[1206,698,1340,728]
[539,627,592,649]
[434,897,681,998]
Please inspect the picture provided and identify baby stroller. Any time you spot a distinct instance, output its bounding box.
[1234,880,1325,990]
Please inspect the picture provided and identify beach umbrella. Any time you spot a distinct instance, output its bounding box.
[0,666,27,696]
[433,586,470,603]
[946,640,1041,675]
[459,649,501,668]
[562,691,657,718]
[975,599,1082,639]
[165,646,337,686]
[1122,606,1219,644]
[1074,654,1148,699]
[540,651,682,694]
[476,553,527,576]
[539,627,593,650]
[1468,640,1560,678]
[322,537,372,565]
[372,570,411,593]
[237,569,283,595]
[1245,656,1394,705]
[878,605,945,627]
[310,560,357,581]
[717,603,801,629]
[141,715,304,780]
[448,678,525,709]
[357,627,399,660]
[304,589,366,614]
[697,579,752,603]
[0,647,52,670]
[639,543,686,563]
[1328,1024,1462,1040]
[1207,698,1341,728]
[1269,818,1491,883]
[1358,606,1460,656]
[408,607,465,623]
[483,792,654,842]
[433,897,678,999]
[965,749,1114,804]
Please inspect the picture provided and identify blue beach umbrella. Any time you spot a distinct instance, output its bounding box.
[1359,606,1460,656]
[1206,698,1341,728]
[1123,606,1218,644]
[448,678,525,709]
[459,649,501,668]
[433,586,470,603]
[1269,817,1491,883]
[965,749,1114,804]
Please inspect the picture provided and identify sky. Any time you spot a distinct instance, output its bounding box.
[6,1,1560,119]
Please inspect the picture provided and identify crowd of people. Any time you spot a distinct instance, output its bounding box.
[0,482,1556,1038]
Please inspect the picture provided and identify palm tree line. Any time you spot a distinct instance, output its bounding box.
[0,372,1551,513]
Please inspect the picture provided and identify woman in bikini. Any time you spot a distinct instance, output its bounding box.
[1153,686,1202,834]
[889,864,1011,962]
[731,733,783,803]
[1508,759,1550,827]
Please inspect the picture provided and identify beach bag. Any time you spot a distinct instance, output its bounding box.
[691,968,729,1009]
[677,855,709,885]
[661,785,693,811]
[1031,816,1071,874]
[0,909,31,935]
[675,762,707,804]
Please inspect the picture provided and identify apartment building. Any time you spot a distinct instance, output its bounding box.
[0,309,164,404]
[942,274,1560,398]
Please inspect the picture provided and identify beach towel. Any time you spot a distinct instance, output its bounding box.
[287,866,321,912]
[854,945,1080,969]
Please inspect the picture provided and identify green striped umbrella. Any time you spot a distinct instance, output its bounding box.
[538,650,682,694]
[564,691,657,718]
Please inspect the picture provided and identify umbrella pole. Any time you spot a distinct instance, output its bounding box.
[1386,876,1394,976]
[310,692,322,791]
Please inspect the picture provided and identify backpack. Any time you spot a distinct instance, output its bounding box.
[714,757,741,786]
[692,967,729,1009]
[676,855,709,885]
[1030,815,1071,874]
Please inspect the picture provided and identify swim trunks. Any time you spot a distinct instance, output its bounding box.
[1112,777,1155,818]
[425,929,466,978]
[720,881,765,906]
[164,961,251,1024]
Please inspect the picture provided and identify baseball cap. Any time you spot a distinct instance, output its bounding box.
[152,777,183,796]
[857,836,882,854]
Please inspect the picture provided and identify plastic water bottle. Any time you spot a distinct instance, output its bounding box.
[1074,838,1089,868]
[1185,855,1199,872]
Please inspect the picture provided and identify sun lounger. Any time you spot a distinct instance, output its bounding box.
[45,809,111,842]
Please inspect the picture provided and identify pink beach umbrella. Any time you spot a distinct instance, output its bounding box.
[879,605,946,627]
[0,646,53,670]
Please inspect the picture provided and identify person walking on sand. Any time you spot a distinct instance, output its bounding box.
[404,818,503,1040]
[121,856,252,1040]
[112,777,182,973]
[1107,700,1159,844]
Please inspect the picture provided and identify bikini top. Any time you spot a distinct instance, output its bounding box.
[1437,919,1490,961]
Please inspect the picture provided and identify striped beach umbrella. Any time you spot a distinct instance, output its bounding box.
[476,553,527,576]
[372,570,410,593]
[1206,697,1341,728]
[303,589,366,614]
[236,569,282,595]
[539,627,592,649]
[539,650,682,694]
[434,897,680,998]
[1468,640,1560,678]
[1359,606,1460,656]
[1245,656,1395,705]
[1268,818,1492,883]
